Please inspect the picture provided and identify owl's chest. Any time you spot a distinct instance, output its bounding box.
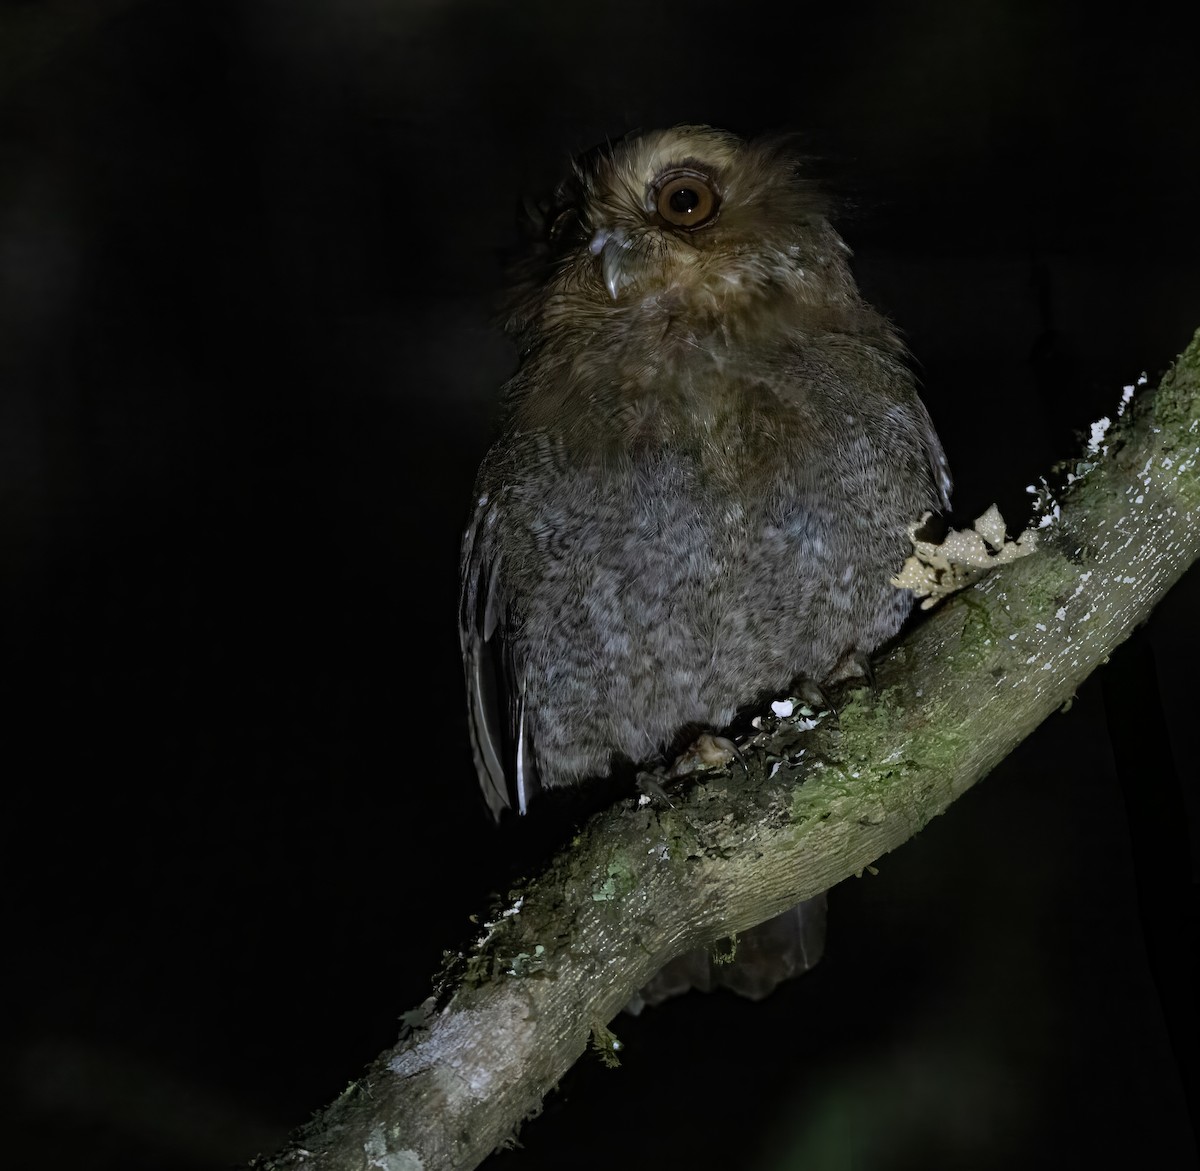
[509,447,835,620]
[528,327,824,482]
[503,447,894,736]
[496,434,911,757]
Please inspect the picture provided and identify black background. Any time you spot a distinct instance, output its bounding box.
[2,2,1197,1168]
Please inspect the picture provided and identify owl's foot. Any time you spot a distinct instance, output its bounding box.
[665,732,743,778]
[635,772,675,808]
[827,648,878,694]
[792,675,833,714]
[789,652,876,719]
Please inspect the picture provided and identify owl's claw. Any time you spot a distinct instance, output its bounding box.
[665,732,741,778]
[829,648,877,694]
[793,676,832,714]
[790,652,877,722]
[636,773,676,808]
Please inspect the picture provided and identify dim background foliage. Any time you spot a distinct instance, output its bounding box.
[1,1,1197,1168]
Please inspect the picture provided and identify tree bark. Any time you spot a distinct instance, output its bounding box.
[259,328,1200,1171]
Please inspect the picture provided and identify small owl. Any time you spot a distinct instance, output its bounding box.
[461,125,950,825]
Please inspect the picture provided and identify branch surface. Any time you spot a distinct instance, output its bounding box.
[264,329,1200,1171]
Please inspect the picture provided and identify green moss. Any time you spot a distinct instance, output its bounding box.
[592,855,638,902]
[906,718,970,775]
[782,682,968,832]
[655,807,705,866]
[786,757,868,825]
[1151,327,1200,434]
[1006,569,1063,619]
[505,944,548,977]
[334,1078,367,1105]
[462,950,496,986]
[589,1020,623,1068]
[953,591,998,666]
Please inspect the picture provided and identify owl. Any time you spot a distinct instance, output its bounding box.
[462,124,949,814]
[460,127,949,995]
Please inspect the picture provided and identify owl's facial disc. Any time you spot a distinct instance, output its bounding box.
[587,169,721,301]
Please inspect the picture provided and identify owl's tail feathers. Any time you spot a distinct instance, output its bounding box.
[624,894,828,1014]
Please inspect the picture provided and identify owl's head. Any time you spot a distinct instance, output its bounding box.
[506,125,861,341]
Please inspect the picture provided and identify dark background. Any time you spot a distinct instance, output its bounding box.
[2,1,1197,1168]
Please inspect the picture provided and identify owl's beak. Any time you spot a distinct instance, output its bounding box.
[589,227,633,301]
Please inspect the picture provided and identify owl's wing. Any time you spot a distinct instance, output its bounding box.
[777,338,951,513]
[853,346,953,513]
[863,348,953,513]
[460,502,539,822]
[913,394,953,511]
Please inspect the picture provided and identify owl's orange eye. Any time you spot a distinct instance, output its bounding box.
[655,173,719,229]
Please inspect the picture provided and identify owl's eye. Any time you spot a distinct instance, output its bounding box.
[655,173,719,229]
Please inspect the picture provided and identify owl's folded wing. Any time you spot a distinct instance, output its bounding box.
[460,508,539,821]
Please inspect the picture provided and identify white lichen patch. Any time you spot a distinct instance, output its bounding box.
[1027,371,1166,527]
[893,505,1038,608]
[1087,416,1112,454]
[1116,371,1149,420]
[506,944,546,976]
[364,1127,424,1171]
[389,994,534,1102]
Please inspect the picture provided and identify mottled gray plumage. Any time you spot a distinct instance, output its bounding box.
[462,125,950,825]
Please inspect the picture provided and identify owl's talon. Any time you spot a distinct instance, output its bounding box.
[792,676,833,714]
[666,732,740,779]
[830,649,877,694]
[636,773,675,808]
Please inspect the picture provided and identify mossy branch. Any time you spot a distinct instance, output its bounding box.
[259,329,1200,1171]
